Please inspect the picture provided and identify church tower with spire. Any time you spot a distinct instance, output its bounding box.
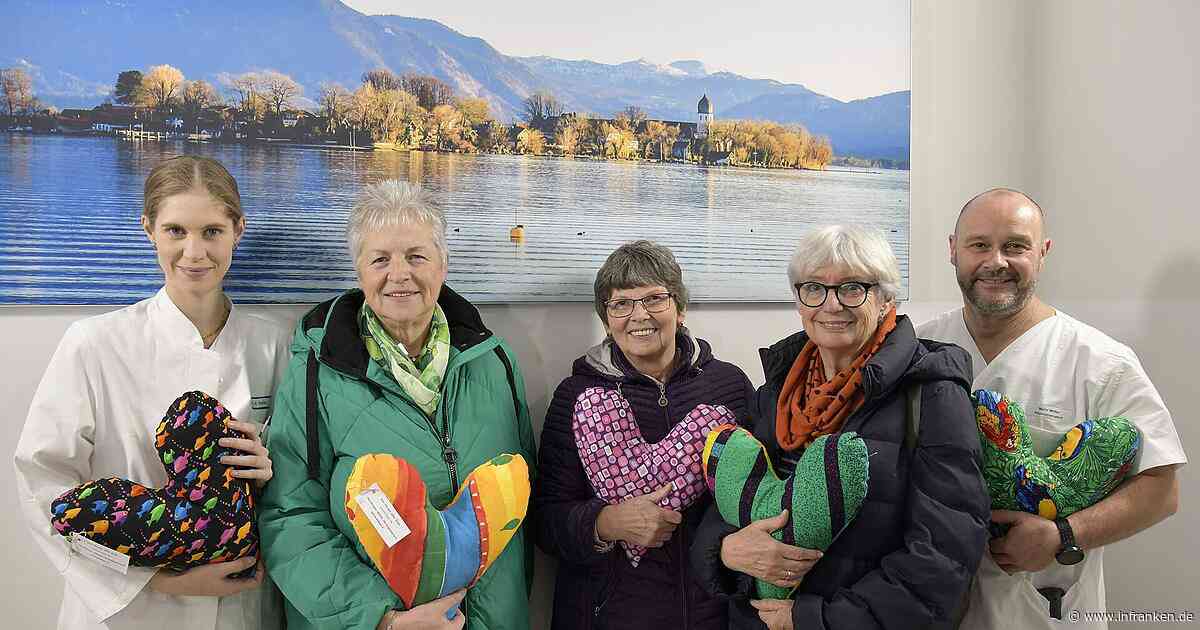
[696,94,713,139]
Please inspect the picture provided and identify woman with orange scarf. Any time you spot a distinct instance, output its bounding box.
[691,226,990,630]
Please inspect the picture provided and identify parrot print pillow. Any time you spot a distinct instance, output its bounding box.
[974,389,1140,522]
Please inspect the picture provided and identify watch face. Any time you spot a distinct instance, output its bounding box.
[1056,546,1085,566]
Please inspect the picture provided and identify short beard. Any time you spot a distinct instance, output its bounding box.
[958,273,1036,317]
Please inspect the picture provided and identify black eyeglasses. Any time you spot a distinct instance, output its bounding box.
[605,292,674,318]
[794,282,877,308]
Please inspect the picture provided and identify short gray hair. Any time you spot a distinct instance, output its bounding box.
[346,180,448,263]
[787,225,901,303]
[593,240,689,322]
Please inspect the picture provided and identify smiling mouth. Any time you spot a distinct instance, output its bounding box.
[178,266,213,275]
[816,320,853,330]
[384,290,419,299]
[628,328,658,338]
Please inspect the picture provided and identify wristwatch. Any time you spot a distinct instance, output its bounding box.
[1054,517,1084,565]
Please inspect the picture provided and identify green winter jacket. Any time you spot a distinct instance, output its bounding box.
[259,287,536,630]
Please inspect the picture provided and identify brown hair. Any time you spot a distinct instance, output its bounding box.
[593,240,689,323]
[143,156,243,227]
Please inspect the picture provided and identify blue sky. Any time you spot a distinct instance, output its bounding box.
[341,0,910,102]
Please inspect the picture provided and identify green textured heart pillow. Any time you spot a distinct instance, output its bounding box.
[973,389,1140,521]
[702,424,869,599]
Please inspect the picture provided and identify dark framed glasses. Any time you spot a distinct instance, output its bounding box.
[604,292,674,318]
[794,281,877,308]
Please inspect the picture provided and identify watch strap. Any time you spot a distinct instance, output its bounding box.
[1054,517,1077,551]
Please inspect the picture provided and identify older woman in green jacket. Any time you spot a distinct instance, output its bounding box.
[259,181,536,630]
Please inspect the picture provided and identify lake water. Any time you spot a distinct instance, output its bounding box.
[0,134,908,305]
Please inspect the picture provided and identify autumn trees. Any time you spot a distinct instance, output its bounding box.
[705,119,832,169]
[9,59,836,169]
[139,65,185,111]
[1,67,38,118]
[217,70,303,123]
[333,69,499,149]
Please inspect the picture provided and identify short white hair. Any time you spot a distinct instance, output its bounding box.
[787,225,901,303]
[346,180,448,263]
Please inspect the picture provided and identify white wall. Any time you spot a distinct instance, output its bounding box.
[3,1,1196,627]
[1027,1,1200,620]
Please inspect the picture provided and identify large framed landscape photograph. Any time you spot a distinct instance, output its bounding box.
[0,0,910,305]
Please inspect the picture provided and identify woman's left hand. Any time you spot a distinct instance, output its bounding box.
[750,599,794,630]
[219,419,272,488]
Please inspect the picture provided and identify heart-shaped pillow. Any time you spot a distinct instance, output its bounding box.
[702,423,869,600]
[49,391,258,570]
[344,453,529,613]
[572,387,734,566]
[974,389,1140,521]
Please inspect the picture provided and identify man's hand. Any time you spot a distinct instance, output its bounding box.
[720,509,822,588]
[595,484,682,548]
[751,598,794,630]
[988,510,1059,574]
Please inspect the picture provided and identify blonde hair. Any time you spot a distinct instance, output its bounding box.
[143,156,243,227]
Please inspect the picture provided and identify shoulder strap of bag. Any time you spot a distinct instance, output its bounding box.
[492,345,521,419]
[306,350,321,480]
[904,381,922,452]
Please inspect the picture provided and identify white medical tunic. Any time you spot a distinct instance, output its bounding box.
[14,289,293,630]
[918,308,1186,630]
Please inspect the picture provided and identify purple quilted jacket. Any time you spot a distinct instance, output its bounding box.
[532,329,754,630]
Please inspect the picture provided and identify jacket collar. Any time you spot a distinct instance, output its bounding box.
[149,287,237,351]
[579,326,709,383]
[304,284,492,379]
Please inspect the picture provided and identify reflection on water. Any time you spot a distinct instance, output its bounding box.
[0,134,909,305]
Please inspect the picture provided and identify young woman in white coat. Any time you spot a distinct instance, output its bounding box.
[14,156,292,630]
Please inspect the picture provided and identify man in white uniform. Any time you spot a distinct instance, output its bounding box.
[918,188,1185,629]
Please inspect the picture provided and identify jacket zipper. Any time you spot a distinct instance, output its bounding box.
[592,552,615,624]
[426,410,458,490]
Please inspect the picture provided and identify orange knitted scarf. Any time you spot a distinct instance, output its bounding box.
[776,308,897,451]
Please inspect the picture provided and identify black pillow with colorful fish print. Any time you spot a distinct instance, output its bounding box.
[48,391,259,571]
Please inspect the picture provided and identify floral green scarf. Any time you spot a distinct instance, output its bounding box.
[360,302,450,416]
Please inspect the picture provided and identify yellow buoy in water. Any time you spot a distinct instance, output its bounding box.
[509,225,525,243]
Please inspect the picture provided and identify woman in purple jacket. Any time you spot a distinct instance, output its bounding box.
[532,240,754,630]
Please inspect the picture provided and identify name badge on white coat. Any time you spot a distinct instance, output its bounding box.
[1034,405,1066,421]
[69,533,130,575]
[249,395,272,423]
[355,484,411,548]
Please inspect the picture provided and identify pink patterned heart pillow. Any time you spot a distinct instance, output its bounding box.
[572,387,735,565]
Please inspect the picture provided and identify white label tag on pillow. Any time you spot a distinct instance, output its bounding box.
[355,483,411,548]
[69,533,130,575]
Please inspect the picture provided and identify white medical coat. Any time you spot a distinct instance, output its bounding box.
[919,308,1186,630]
[14,289,293,630]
